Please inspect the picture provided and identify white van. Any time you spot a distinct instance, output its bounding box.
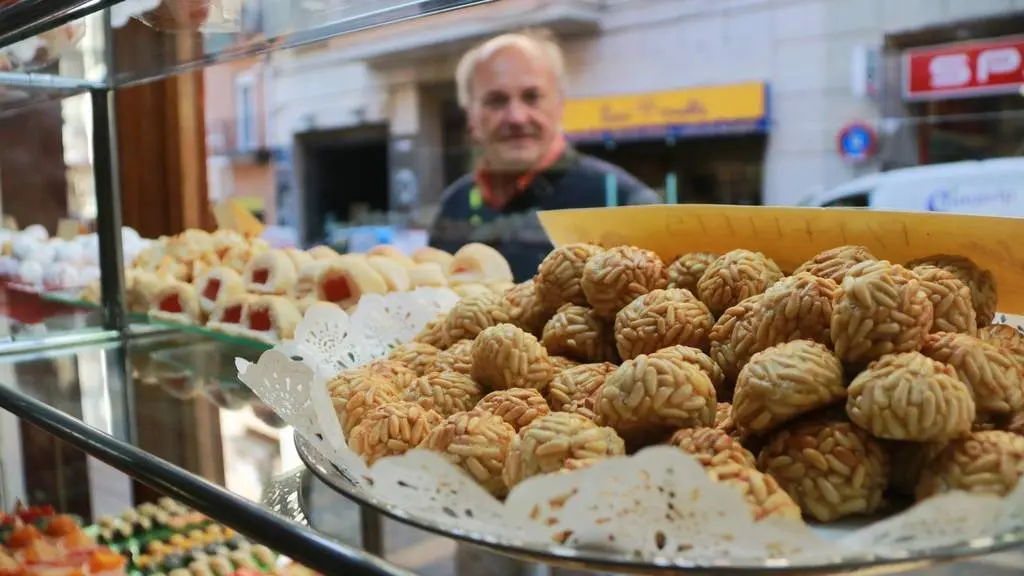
[802,158,1024,216]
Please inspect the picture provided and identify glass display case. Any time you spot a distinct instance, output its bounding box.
[2,2,1024,576]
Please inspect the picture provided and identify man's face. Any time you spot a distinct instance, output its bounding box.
[467,45,563,173]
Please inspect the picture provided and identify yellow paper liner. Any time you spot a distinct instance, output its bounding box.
[538,205,1024,315]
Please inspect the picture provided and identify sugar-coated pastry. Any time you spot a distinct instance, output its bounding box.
[211,229,245,257]
[284,247,314,271]
[165,229,215,262]
[291,261,330,301]
[308,245,339,260]
[221,243,264,274]
[447,242,513,285]
[243,249,298,294]
[150,280,203,325]
[412,246,454,269]
[408,262,449,288]
[314,258,388,308]
[367,255,411,291]
[240,295,302,341]
[17,259,43,286]
[42,261,80,289]
[53,240,84,263]
[128,270,167,313]
[193,266,246,314]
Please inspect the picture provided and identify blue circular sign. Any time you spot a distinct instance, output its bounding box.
[837,122,877,163]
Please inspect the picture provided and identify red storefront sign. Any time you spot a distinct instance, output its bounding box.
[902,36,1024,100]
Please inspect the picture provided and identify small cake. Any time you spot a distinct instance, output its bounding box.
[547,363,616,413]
[413,313,450,349]
[541,304,618,363]
[451,283,493,299]
[308,245,339,260]
[666,252,718,294]
[193,266,246,315]
[667,427,756,469]
[471,324,554,391]
[916,430,1024,500]
[502,279,555,337]
[315,258,389,309]
[758,420,889,522]
[367,245,417,268]
[408,262,449,288]
[283,248,315,271]
[387,342,441,376]
[732,340,846,435]
[291,261,330,302]
[752,272,839,348]
[328,375,400,436]
[240,295,303,341]
[581,245,669,319]
[708,295,763,384]
[921,332,1024,415]
[706,462,802,522]
[650,346,726,395]
[980,324,1024,369]
[412,246,454,270]
[697,249,784,316]
[831,261,934,364]
[794,245,876,284]
[447,243,514,286]
[907,254,996,327]
[420,410,519,497]
[363,359,418,393]
[846,352,975,441]
[402,371,483,417]
[348,402,443,465]
[435,339,474,375]
[913,265,977,335]
[367,255,412,291]
[614,288,714,360]
[150,280,203,325]
[207,293,256,335]
[476,388,551,431]
[534,243,604,307]
[503,412,625,489]
[243,250,298,295]
[443,291,511,343]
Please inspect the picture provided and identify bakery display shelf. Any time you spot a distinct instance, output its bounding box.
[0,0,494,91]
[0,379,415,576]
[0,71,101,118]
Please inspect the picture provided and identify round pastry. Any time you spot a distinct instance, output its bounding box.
[408,262,449,288]
[448,243,514,286]
[907,254,996,327]
[290,261,329,303]
[207,293,255,332]
[42,261,80,289]
[150,280,203,325]
[921,332,1024,415]
[387,342,441,377]
[221,243,264,274]
[705,462,802,522]
[752,272,839,348]
[916,430,1024,500]
[193,266,246,315]
[367,255,412,292]
[913,265,977,335]
[413,313,449,349]
[794,245,876,284]
[412,246,454,270]
[283,248,314,272]
[451,283,493,299]
[979,324,1024,369]
[476,388,551,431]
[435,339,474,375]
[240,295,302,341]
[830,261,934,364]
[714,402,739,438]
[758,420,889,522]
[365,245,415,267]
[503,412,625,489]
[697,249,784,316]
[534,243,604,307]
[471,324,554,391]
[443,291,511,343]
[651,342,724,391]
[581,245,669,319]
[307,245,339,260]
[315,258,389,309]
[666,252,718,294]
[547,363,616,412]
[402,371,483,417]
[243,250,298,295]
[502,279,555,337]
[348,402,443,465]
[732,340,846,435]
[709,295,763,384]
[362,359,418,393]
[16,259,43,285]
[667,427,756,469]
[887,441,946,497]
[541,304,617,363]
[548,355,580,377]
[328,374,399,437]
[598,353,717,438]
[614,288,714,360]
[420,410,519,497]
[846,352,975,441]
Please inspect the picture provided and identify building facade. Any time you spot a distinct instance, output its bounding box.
[260,0,1024,241]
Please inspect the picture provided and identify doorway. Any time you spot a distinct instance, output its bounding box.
[296,125,389,246]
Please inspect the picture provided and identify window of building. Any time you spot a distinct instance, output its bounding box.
[234,71,258,152]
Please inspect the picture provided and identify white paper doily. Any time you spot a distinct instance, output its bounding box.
[238,304,1024,569]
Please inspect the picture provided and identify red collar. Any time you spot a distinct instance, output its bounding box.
[475,137,567,210]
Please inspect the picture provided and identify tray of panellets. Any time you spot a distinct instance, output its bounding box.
[238,205,1024,574]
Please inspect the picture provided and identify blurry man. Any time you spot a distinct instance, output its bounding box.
[429,30,659,281]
